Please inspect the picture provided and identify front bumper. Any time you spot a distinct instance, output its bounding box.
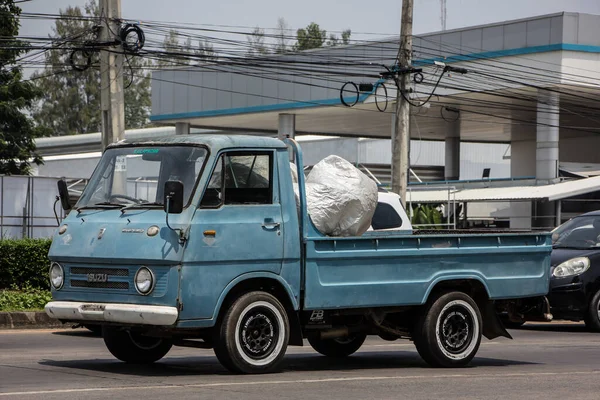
[548,282,587,320]
[45,301,178,326]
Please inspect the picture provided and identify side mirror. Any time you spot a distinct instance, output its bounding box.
[163,180,184,214]
[57,180,72,211]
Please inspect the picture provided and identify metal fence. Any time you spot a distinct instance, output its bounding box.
[0,175,88,240]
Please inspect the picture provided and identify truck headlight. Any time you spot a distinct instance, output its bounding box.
[135,267,154,295]
[553,257,590,278]
[50,263,64,289]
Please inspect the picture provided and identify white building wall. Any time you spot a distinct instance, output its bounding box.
[459,143,511,180]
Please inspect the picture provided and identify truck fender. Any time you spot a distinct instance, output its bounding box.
[422,273,492,304]
[423,274,511,340]
[212,272,299,319]
[211,272,303,346]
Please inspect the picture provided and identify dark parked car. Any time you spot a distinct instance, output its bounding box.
[548,211,600,331]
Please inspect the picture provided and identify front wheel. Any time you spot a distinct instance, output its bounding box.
[102,327,172,364]
[413,291,482,368]
[213,291,290,374]
[308,333,367,358]
[584,289,600,332]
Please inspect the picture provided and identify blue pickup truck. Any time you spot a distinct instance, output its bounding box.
[45,135,552,374]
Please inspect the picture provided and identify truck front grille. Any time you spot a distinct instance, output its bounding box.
[70,280,129,290]
[69,267,130,290]
[64,265,169,295]
[70,267,128,277]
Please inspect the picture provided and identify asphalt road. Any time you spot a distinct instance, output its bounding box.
[1,323,600,399]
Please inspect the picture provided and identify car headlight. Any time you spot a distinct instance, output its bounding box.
[50,263,64,290]
[134,267,154,295]
[553,257,590,278]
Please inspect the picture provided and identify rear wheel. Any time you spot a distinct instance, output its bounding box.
[213,291,290,374]
[103,327,172,364]
[413,291,482,368]
[584,289,600,332]
[308,333,367,358]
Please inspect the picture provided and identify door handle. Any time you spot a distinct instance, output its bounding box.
[262,221,281,230]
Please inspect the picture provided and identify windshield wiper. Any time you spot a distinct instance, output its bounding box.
[76,202,124,211]
[120,201,163,213]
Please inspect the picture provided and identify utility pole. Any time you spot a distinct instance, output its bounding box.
[391,0,414,205]
[99,0,126,195]
[99,0,125,150]
[441,0,447,30]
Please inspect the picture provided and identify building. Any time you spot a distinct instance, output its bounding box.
[149,11,600,230]
[30,11,600,233]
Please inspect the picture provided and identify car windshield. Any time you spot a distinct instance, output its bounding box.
[76,145,208,209]
[552,215,600,249]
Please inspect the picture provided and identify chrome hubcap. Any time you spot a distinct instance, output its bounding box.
[239,309,278,360]
[439,306,473,354]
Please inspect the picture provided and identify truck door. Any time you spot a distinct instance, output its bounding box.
[179,150,284,321]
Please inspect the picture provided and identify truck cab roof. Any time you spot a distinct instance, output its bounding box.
[107,134,288,152]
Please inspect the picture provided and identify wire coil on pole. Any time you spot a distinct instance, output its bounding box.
[340,81,359,107]
[120,23,145,53]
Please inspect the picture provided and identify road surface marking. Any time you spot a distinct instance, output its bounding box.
[2,370,600,396]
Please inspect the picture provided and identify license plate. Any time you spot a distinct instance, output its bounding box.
[81,304,105,312]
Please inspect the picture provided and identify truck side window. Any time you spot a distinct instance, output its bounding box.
[200,156,224,208]
[200,152,272,207]
[371,202,403,230]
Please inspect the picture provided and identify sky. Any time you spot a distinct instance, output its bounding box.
[20,0,600,43]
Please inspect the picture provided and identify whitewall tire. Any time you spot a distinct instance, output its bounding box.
[213,291,290,374]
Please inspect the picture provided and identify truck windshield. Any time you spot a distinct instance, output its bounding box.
[76,145,208,209]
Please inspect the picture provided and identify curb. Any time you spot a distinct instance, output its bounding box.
[0,311,72,330]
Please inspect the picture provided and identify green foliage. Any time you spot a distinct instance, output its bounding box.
[158,29,216,68]
[327,29,352,47]
[0,286,52,311]
[195,39,217,61]
[31,0,152,134]
[124,55,153,128]
[0,238,52,290]
[411,204,444,229]
[295,22,327,51]
[274,17,289,54]
[245,19,352,55]
[0,0,44,175]
[246,27,269,57]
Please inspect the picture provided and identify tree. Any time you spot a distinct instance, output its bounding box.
[123,55,152,129]
[243,19,351,56]
[31,0,152,135]
[195,39,216,62]
[341,29,352,45]
[295,22,326,51]
[274,17,290,54]
[294,23,350,50]
[0,0,44,175]
[157,29,194,68]
[246,27,269,57]
[327,29,352,46]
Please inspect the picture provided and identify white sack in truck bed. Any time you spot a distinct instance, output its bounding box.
[305,155,378,237]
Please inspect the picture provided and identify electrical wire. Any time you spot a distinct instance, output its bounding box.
[9,10,600,138]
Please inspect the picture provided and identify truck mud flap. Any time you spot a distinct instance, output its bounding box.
[481,301,513,340]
